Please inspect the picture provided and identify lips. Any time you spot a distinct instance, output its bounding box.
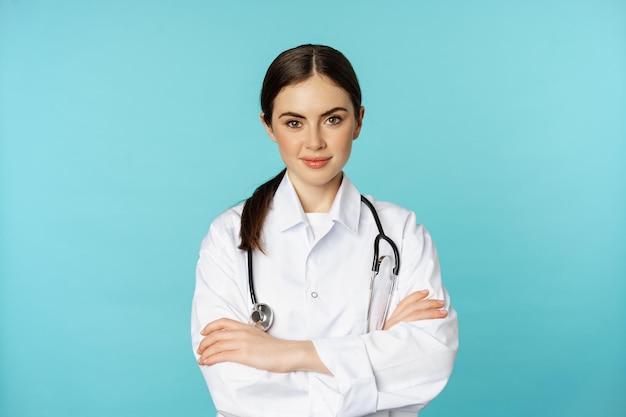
[301,157,331,169]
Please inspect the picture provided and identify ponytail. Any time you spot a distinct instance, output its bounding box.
[239,169,287,252]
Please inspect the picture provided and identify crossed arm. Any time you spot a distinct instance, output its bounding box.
[196,289,448,375]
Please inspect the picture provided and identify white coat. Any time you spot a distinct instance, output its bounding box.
[191,174,458,417]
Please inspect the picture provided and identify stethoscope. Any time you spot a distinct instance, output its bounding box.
[247,195,400,332]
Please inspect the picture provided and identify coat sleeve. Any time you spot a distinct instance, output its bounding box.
[191,213,326,417]
[311,212,459,415]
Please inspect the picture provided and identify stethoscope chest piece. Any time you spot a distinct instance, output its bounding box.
[249,303,274,331]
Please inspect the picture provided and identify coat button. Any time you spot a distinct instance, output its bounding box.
[311,292,318,298]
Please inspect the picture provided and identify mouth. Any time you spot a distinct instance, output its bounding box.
[300,157,331,169]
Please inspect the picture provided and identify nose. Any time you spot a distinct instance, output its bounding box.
[305,125,326,150]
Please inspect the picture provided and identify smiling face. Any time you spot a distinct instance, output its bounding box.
[262,75,364,210]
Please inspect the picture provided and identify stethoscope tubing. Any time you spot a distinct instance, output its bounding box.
[360,196,400,275]
[247,195,401,331]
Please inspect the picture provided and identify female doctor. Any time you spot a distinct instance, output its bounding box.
[191,44,458,417]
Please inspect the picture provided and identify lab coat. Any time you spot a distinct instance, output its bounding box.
[191,174,458,417]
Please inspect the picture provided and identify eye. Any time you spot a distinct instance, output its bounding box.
[327,116,342,125]
[286,120,302,128]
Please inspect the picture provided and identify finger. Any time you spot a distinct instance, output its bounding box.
[198,325,242,354]
[201,349,236,367]
[391,299,444,321]
[397,308,448,322]
[402,309,448,321]
[392,301,446,323]
[384,307,448,330]
[199,339,241,365]
[396,290,429,310]
[198,328,250,359]
[198,323,264,356]
[398,301,446,319]
[198,331,223,355]
[201,318,233,335]
[198,327,268,367]
[395,290,437,312]
[201,317,243,335]
[410,299,445,311]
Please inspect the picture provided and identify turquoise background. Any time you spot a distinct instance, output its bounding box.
[1,1,624,416]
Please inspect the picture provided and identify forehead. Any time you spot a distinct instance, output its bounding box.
[272,75,353,114]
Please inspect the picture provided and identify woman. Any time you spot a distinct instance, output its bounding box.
[191,44,458,417]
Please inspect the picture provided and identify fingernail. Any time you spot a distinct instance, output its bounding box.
[418,290,428,294]
[440,310,448,316]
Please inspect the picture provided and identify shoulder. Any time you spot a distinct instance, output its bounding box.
[364,196,411,218]
[362,195,430,240]
[199,203,244,251]
[362,195,414,225]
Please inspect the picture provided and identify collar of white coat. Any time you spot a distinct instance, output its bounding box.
[270,171,362,235]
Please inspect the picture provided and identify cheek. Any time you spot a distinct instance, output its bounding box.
[337,130,355,153]
[333,139,353,163]
[275,135,300,157]
[343,142,354,158]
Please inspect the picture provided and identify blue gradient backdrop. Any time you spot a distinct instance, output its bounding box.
[1,1,624,416]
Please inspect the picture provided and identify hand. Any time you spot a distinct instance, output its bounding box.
[383,290,448,330]
[197,318,330,374]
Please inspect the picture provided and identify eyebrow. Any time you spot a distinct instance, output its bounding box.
[278,107,349,119]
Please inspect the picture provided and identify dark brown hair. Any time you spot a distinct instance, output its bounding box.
[239,44,362,252]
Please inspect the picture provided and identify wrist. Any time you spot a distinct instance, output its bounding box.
[283,340,331,375]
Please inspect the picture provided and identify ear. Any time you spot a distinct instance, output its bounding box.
[260,112,277,142]
[352,106,365,140]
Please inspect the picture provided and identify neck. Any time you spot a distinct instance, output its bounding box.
[288,172,343,213]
